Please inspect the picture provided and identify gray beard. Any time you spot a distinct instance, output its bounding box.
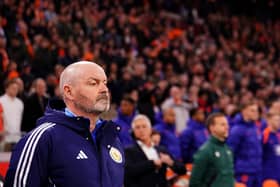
[74,102,109,115]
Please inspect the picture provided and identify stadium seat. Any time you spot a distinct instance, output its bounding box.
[262,179,279,187]
[235,182,247,187]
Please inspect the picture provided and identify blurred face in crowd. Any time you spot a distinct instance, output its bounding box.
[61,62,110,115]
[242,104,259,122]
[132,117,152,145]
[163,108,175,124]
[270,101,280,115]
[6,82,19,98]
[120,100,134,116]
[35,79,47,97]
[170,86,182,101]
[151,133,161,146]
[210,116,229,141]
[267,114,280,132]
[194,109,205,123]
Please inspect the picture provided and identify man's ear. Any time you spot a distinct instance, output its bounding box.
[64,85,74,100]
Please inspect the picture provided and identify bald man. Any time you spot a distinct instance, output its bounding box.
[5,61,124,187]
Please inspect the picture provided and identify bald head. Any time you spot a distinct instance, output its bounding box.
[59,61,110,115]
[59,61,105,98]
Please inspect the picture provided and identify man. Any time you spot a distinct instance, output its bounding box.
[227,101,262,187]
[21,78,49,132]
[154,107,182,160]
[179,107,208,163]
[113,96,137,147]
[189,113,234,187]
[162,85,196,133]
[0,79,24,151]
[5,61,124,187]
[125,114,186,187]
[262,111,280,184]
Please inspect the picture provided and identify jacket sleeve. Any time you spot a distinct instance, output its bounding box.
[157,146,187,175]
[179,129,193,163]
[227,125,244,156]
[124,147,156,178]
[5,124,54,187]
[189,148,209,187]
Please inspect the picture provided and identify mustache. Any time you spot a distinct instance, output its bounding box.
[97,93,109,100]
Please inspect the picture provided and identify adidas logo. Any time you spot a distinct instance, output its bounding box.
[76,150,88,159]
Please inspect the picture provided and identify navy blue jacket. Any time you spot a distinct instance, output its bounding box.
[227,114,262,174]
[5,100,125,187]
[262,127,280,183]
[113,109,136,148]
[179,119,209,163]
[154,122,181,160]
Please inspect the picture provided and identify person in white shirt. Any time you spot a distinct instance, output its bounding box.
[0,79,24,151]
[162,85,197,133]
[124,114,186,187]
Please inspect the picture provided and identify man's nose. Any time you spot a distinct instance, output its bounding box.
[100,82,109,92]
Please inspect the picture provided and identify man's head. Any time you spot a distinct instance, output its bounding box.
[266,112,280,132]
[119,96,135,116]
[162,108,176,124]
[170,85,183,101]
[60,61,110,115]
[269,100,280,115]
[4,79,19,98]
[151,129,161,146]
[34,78,47,97]
[131,114,152,143]
[206,113,229,141]
[241,100,259,122]
[190,107,205,123]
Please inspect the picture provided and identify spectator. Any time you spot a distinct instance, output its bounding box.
[262,111,280,184]
[179,107,208,163]
[113,96,137,147]
[5,61,124,187]
[21,78,48,132]
[124,114,186,187]
[154,107,182,160]
[227,101,262,187]
[151,129,161,146]
[0,79,23,151]
[162,85,196,133]
[189,112,234,187]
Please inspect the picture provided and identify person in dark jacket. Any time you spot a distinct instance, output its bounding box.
[21,78,48,132]
[227,101,262,187]
[189,112,234,187]
[179,107,208,163]
[262,111,280,184]
[5,61,124,187]
[124,114,186,187]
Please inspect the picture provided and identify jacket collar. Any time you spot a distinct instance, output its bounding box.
[37,99,121,137]
[209,135,225,146]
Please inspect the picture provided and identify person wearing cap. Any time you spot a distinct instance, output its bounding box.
[189,112,234,187]
[5,61,124,187]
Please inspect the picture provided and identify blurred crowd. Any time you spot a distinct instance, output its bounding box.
[1,0,280,186]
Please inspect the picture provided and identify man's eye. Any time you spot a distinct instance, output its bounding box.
[89,82,97,85]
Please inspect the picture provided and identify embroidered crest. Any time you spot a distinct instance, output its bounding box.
[215,151,220,158]
[109,147,122,163]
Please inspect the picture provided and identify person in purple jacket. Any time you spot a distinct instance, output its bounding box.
[227,100,262,187]
[179,107,208,164]
[262,111,280,184]
[154,108,182,160]
[4,61,124,187]
[113,96,137,147]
